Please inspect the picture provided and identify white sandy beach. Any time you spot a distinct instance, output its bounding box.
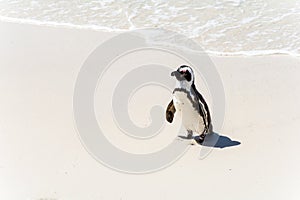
[0,21,300,200]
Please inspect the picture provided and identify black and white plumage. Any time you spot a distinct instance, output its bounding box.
[166,65,211,144]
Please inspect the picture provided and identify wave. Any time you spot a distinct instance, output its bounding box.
[0,0,299,56]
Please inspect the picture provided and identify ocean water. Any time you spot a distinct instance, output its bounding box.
[0,0,299,56]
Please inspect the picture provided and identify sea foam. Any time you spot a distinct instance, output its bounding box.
[0,0,299,56]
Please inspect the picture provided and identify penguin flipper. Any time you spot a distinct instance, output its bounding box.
[166,100,176,123]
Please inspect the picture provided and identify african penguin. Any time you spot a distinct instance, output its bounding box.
[166,65,211,144]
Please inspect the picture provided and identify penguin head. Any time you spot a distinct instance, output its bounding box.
[171,65,194,84]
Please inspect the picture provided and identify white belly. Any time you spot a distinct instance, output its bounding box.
[173,91,205,134]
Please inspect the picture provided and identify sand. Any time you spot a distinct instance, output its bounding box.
[0,21,300,200]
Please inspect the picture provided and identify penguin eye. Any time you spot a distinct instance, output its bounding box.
[179,69,186,74]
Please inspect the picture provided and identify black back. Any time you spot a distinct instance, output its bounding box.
[191,83,211,133]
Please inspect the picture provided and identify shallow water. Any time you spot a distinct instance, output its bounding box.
[0,0,299,56]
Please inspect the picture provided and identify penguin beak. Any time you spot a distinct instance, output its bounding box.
[171,70,185,80]
[171,71,177,76]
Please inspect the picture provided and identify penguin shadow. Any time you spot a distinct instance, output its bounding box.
[178,131,240,149]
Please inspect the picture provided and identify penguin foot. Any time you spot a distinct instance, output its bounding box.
[187,130,193,139]
[195,134,206,145]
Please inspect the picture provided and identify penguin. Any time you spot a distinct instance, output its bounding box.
[166,65,211,144]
